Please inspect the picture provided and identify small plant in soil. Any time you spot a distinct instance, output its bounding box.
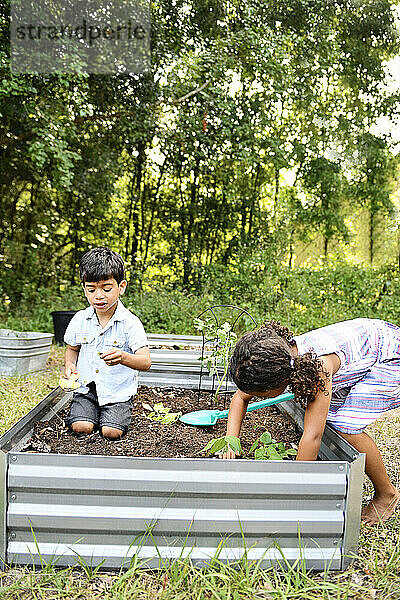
[142,402,182,424]
[194,318,237,401]
[201,430,297,460]
[200,435,243,457]
[249,430,297,460]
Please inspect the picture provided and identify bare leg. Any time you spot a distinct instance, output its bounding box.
[337,431,400,524]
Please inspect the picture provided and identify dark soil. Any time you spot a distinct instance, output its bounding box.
[22,386,301,459]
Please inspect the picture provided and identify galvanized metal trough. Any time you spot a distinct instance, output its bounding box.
[0,338,365,571]
[0,329,53,376]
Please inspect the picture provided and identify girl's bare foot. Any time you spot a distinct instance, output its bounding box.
[361,489,400,525]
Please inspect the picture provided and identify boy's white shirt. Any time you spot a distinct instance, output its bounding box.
[64,300,148,405]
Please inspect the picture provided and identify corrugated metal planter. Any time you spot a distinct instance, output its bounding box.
[147,333,203,347]
[0,339,365,571]
[0,329,53,376]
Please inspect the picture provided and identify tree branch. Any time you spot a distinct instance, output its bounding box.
[0,80,212,148]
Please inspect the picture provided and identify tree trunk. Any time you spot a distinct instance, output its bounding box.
[125,141,146,265]
[182,159,200,288]
[323,236,328,258]
[141,157,168,276]
[369,209,374,265]
[273,166,280,227]
[70,191,80,284]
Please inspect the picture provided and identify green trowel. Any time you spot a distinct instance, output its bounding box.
[179,391,295,426]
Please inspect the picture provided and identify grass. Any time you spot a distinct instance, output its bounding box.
[0,347,399,599]
[0,345,64,435]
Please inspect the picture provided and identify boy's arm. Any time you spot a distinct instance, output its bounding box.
[64,344,80,378]
[296,355,334,461]
[221,389,253,459]
[101,346,151,371]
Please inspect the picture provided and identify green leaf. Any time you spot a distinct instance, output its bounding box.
[209,438,229,454]
[249,439,259,453]
[201,438,218,453]
[200,437,229,455]
[254,447,267,460]
[225,436,242,455]
[193,318,205,331]
[160,412,181,424]
[153,403,169,414]
[266,446,282,460]
[259,431,272,445]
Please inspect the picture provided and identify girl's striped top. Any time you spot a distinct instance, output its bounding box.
[294,318,400,394]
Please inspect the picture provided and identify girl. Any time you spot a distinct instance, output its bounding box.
[224,318,400,525]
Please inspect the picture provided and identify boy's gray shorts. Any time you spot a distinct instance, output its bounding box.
[65,382,133,433]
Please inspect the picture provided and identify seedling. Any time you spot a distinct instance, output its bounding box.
[142,402,181,425]
[249,430,298,460]
[200,430,297,460]
[194,318,237,401]
[200,435,243,456]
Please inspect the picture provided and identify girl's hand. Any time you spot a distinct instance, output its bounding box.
[218,448,238,459]
[101,349,125,366]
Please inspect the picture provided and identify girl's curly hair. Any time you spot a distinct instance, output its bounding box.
[258,320,295,345]
[228,321,329,407]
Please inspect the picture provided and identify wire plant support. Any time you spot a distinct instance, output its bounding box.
[194,305,257,405]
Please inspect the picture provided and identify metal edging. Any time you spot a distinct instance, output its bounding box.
[341,453,365,569]
[0,451,7,568]
[0,387,70,453]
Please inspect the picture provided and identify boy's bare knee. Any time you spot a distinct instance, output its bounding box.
[71,421,94,435]
[102,426,123,440]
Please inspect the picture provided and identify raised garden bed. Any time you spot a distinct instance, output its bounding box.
[0,338,365,571]
[21,386,300,458]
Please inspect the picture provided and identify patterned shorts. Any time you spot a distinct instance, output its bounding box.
[327,360,400,434]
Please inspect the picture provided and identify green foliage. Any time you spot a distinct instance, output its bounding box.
[201,429,297,460]
[142,402,181,425]
[200,435,243,456]
[0,0,399,299]
[250,430,297,460]
[3,261,400,337]
[194,318,237,400]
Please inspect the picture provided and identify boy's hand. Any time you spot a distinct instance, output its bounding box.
[60,369,80,390]
[64,365,78,379]
[101,349,124,366]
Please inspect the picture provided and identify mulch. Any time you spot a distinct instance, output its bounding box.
[22,386,301,459]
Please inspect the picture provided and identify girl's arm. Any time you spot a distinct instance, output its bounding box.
[296,354,335,461]
[221,389,253,459]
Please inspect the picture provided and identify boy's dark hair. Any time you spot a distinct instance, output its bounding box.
[79,247,125,284]
[228,320,329,407]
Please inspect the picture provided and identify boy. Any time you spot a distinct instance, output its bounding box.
[63,247,151,439]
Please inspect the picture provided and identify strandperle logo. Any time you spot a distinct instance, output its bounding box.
[14,20,147,47]
[11,0,150,74]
